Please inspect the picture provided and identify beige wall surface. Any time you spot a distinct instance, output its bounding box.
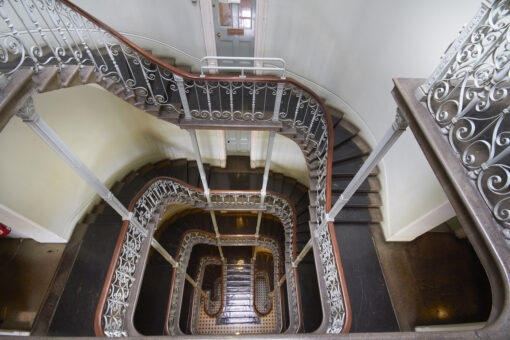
[0,1,483,241]
[0,85,309,241]
[263,0,480,239]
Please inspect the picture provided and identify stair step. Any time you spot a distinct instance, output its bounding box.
[225,293,252,300]
[331,192,382,208]
[218,317,259,325]
[79,66,96,84]
[332,156,379,177]
[334,207,382,223]
[176,64,191,73]
[155,56,176,66]
[34,66,60,93]
[333,119,359,147]
[333,136,371,163]
[327,106,345,124]
[60,65,81,87]
[222,305,255,313]
[331,175,380,193]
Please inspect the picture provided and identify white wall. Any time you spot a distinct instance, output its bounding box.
[71,0,206,69]
[0,85,215,241]
[263,0,480,240]
[0,85,310,241]
[0,1,484,241]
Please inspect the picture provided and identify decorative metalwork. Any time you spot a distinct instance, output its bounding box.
[2,0,347,333]
[423,0,510,239]
[254,271,272,315]
[167,232,283,335]
[190,257,223,334]
[101,178,302,336]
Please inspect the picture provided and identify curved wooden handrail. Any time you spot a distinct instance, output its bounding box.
[94,175,300,336]
[163,229,285,335]
[200,259,224,318]
[64,0,349,331]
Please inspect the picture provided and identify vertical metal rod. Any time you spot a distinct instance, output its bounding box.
[209,211,225,260]
[189,130,224,261]
[293,238,313,267]
[260,131,276,198]
[15,98,146,234]
[323,110,408,229]
[253,131,276,260]
[189,130,210,195]
[278,273,286,288]
[272,83,285,121]
[151,238,179,267]
[151,238,199,288]
[175,75,191,120]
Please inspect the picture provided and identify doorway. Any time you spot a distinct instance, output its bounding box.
[212,0,255,68]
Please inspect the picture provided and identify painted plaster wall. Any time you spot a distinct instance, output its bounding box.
[0,85,309,241]
[263,0,480,239]
[0,85,214,241]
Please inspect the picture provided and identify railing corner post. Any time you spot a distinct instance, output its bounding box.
[175,74,191,120]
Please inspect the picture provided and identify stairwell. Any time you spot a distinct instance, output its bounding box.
[0,4,397,334]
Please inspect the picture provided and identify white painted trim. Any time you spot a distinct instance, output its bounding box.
[199,0,218,73]
[254,0,267,74]
[0,203,66,243]
[386,199,456,242]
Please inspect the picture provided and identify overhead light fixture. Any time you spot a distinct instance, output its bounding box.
[236,216,244,229]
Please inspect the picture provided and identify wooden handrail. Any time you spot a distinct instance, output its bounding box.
[163,229,284,335]
[63,0,349,331]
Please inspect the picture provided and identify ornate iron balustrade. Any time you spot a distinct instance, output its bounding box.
[0,0,346,334]
[419,0,510,240]
[191,257,223,325]
[170,231,282,335]
[96,177,301,336]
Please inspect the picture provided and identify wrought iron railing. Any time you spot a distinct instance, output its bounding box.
[418,0,510,240]
[95,177,301,336]
[0,0,346,334]
[168,230,283,335]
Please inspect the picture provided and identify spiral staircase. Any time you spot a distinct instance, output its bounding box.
[2,0,510,339]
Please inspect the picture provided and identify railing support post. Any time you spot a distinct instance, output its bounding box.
[15,98,146,235]
[322,110,408,229]
[151,238,199,288]
[189,129,225,261]
[175,75,191,120]
[253,131,276,261]
[273,83,285,121]
[294,238,313,268]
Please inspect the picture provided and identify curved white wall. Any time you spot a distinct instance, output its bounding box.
[0,85,212,241]
[263,0,480,239]
[71,0,206,69]
[0,85,309,241]
[0,1,485,241]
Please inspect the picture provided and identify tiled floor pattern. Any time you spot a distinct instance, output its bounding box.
[196,295,276,334]
[205,279,222,315]
[254,274,272,314]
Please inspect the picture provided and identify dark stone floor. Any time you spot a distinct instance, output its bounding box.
[0,239,64,331]
[371,225,491,331]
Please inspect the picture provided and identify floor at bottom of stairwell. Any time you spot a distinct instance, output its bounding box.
[371,225,491,331]
[0,239,64,331]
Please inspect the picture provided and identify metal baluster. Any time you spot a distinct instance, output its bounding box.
[273,83,284,121]
[175,75,191,120]
[229,82,234,119]
[205,81,212,114]
[15,97,147,236]
[251,82,256,119]
[322,110,408,231]
[292,90,303,128]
